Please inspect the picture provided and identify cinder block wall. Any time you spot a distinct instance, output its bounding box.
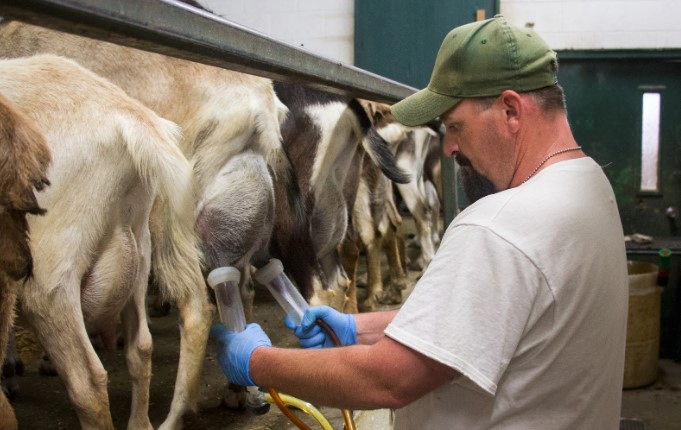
[197,0,355,64]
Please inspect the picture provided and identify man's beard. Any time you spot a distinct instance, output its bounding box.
[456,153,497,204]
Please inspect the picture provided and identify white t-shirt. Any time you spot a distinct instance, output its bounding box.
[385,157,628,429]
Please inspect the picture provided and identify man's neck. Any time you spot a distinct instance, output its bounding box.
[511,115,582,187]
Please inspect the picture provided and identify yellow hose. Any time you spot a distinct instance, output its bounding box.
[265,391,334,430]
[264,318,358,430]
[342,408,357,430]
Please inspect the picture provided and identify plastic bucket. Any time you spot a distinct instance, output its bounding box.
[623,261,662,389]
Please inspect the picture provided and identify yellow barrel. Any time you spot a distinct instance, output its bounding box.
[623,261,662,389]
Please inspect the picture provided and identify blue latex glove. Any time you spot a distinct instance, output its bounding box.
[284,305,356,348]
[210,323,272,386]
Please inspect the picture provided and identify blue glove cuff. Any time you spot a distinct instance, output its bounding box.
[346,315,357,345]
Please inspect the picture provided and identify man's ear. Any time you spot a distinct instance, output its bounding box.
[499,90,523,133]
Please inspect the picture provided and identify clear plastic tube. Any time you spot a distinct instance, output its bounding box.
[253,258,309,325]
[207,267,269,415]
[207,267,245,332]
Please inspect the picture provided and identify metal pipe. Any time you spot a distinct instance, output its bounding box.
[0,0,417,104]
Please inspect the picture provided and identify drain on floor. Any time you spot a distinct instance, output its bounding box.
[620,417,648,430]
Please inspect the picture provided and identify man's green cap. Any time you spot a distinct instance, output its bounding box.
[391,15,558,126]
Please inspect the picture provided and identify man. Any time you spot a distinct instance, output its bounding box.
[211,15,628,429]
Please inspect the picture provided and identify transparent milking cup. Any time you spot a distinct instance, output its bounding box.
[206,267,269,415]
[253,258,309,326]
[207,266,246,332]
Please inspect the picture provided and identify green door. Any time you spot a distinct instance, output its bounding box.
[558,55,681,238]
[355,1,498,89]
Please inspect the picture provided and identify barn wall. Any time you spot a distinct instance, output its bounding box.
[198,1,681,70]
[196,0,355,64]
[502,0,681,50]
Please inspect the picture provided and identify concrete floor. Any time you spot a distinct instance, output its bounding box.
[621,359,681,430]
[8,215,681,429]
[11,293,681,430]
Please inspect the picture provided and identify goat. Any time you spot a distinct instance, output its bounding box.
[271,83,410,314]
[363,101,443,271]
[0,92,51,430]
[0,54,210,430]
[0,19,292,312]
[341,147,409,311]
[0,18,295,416]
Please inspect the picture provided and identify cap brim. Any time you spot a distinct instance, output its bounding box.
[390,87,462,127]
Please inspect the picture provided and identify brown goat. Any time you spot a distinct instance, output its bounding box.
[0,93,50,430]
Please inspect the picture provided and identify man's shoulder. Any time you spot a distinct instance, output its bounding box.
[449,157,616,247]
[451,187,523,229]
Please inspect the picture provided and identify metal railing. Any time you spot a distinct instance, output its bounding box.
[0,0,417,104]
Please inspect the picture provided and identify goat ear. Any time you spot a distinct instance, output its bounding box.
[368,101,378,117]
[0,93,51,213]
[357,98,376,121]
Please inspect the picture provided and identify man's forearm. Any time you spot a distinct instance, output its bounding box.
[248,318,456,412]
[249,342,405,410]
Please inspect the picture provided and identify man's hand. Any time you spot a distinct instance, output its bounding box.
[210,323,272,386]
[284,305,356,348]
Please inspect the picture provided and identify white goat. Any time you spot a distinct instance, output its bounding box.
[0,54,210,430]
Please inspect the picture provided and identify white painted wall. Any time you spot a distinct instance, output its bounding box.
[501,0,680,50]
[197,0,355,64]
[197,0,679,64]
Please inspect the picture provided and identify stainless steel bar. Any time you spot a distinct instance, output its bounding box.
[0,0,417,103]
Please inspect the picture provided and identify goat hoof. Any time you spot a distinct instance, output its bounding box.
[358,298,377,312]
[378,289,402,305]
[222,384,247,410]
[407,261,424,272]
[393,279,410,291]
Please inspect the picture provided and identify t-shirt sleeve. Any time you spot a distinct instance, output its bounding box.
[384,224,546,395]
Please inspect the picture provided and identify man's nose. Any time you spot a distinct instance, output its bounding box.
[442,137,459,157]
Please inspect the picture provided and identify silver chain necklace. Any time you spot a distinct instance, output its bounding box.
[521,146,582,184]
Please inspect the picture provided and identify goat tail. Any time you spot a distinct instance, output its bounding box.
[255,91,295,186]
[120,114,204,303]
[361,127,411,184]
[348,99,411,185]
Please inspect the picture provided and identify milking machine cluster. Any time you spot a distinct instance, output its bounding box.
[208,259,357,430]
